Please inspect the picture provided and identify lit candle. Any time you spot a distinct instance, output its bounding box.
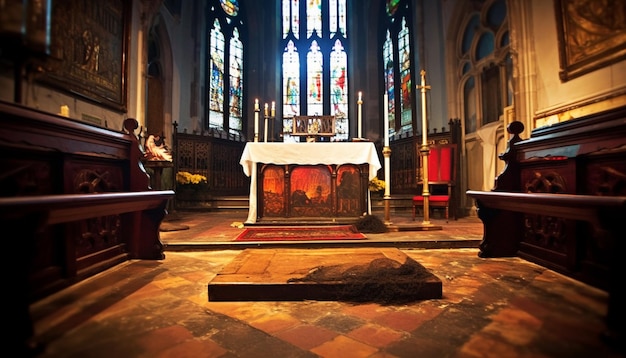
[383,93,389,146]
[357,91,363,138]
[264,103,269,117]
[60,105,69,117]
[271,101,275,117]
[254,99,259,142]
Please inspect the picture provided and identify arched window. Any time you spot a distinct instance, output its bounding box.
[383,30,395,133]
[281,0,349,142]
[458,0,510,135]
[381,0,414,140]
[207,0,244,136]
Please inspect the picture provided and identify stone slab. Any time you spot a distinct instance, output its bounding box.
[208,248,442,302]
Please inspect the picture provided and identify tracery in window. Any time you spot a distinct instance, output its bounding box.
[283,40,301,117]
[330,39,347,118]
[381,0,413,140]
[219,0,238,16]
[282,0,349,142]
[206,0,244,136]
[398,17,411,132]
[457,0,509,135]
[383,30,395,136]
[209,19,225,129]
[307,40,323,115]
[229,27,243,132]
[385,0,401,17]
[329,0,346,37]
[307,0,322,38]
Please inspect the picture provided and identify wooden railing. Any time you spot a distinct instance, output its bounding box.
[171,120,462,212]
[173,126,250,205]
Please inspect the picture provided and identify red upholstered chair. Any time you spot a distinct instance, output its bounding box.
[412,144,457,222]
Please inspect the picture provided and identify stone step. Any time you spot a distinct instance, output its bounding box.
[179,194,422,214]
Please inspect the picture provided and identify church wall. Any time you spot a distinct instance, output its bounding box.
[156,1,206,135]
[529,0,626,128]
[0,1,149,132]
[421,0,449,133]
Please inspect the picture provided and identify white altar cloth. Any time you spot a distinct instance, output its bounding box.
[239,142,382,223]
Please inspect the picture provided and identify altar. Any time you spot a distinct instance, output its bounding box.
[239,142,382,223]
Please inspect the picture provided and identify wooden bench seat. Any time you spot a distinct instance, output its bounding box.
[467,190,624,343]
[0,101,175,353]
[465,107,626,347]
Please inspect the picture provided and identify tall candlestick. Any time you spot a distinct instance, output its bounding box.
[264,115,268,142]
[383,93,389,146]
[264,103,269,142]
[254,98,259,142]
[382,92,391,225]
[418,69,432,225]
[419,71,430,147]
[357,91,363,138]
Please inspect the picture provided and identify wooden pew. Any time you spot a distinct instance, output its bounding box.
[0,101,174,353]
[1,191,173,354]
[467,190,625,342]
[466,107,626,346]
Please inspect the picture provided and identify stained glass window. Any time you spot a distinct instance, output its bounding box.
[307,40,323,115]
[219,0,238,16]
[329,0,346,37]
[283,40,300,117]
[398,18,411,132]
[385,0,401,17]
[382,0,413,140]
[383,30,395,137]
[209,19,225,129]
[330,39,347,118]
[229,27,243,132]
[283,0,300,40]
[282,0,349,141]
[307,0,322,38]
[207,0,244,136]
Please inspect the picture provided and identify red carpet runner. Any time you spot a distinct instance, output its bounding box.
[234,225,367,241]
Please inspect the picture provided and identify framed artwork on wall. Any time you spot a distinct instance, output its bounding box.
[555,0,626,81]
[40,0,130,111]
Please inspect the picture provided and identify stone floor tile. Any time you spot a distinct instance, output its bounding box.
[274,324,339,350]
[310,335,379,358]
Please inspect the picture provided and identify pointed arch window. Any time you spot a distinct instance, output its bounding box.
[381,0,414,140]
[229,28,243,131]
[398,17,412,131]
[383,30,395,133]
[281,0,349,141]
[207,0,244,136]
[457,0,510,135]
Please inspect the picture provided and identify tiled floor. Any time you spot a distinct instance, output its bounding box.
[159,210,485,249]
[29,211,624,357]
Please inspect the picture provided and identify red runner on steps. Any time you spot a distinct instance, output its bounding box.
[234,225,366,241]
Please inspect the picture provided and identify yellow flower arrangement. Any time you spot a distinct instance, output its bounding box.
[368,177,386,192]
[176,171,208,186]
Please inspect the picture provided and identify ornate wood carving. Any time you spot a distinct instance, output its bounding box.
[259,164,368,219]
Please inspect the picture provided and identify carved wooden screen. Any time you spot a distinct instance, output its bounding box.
[292,115,336,137]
